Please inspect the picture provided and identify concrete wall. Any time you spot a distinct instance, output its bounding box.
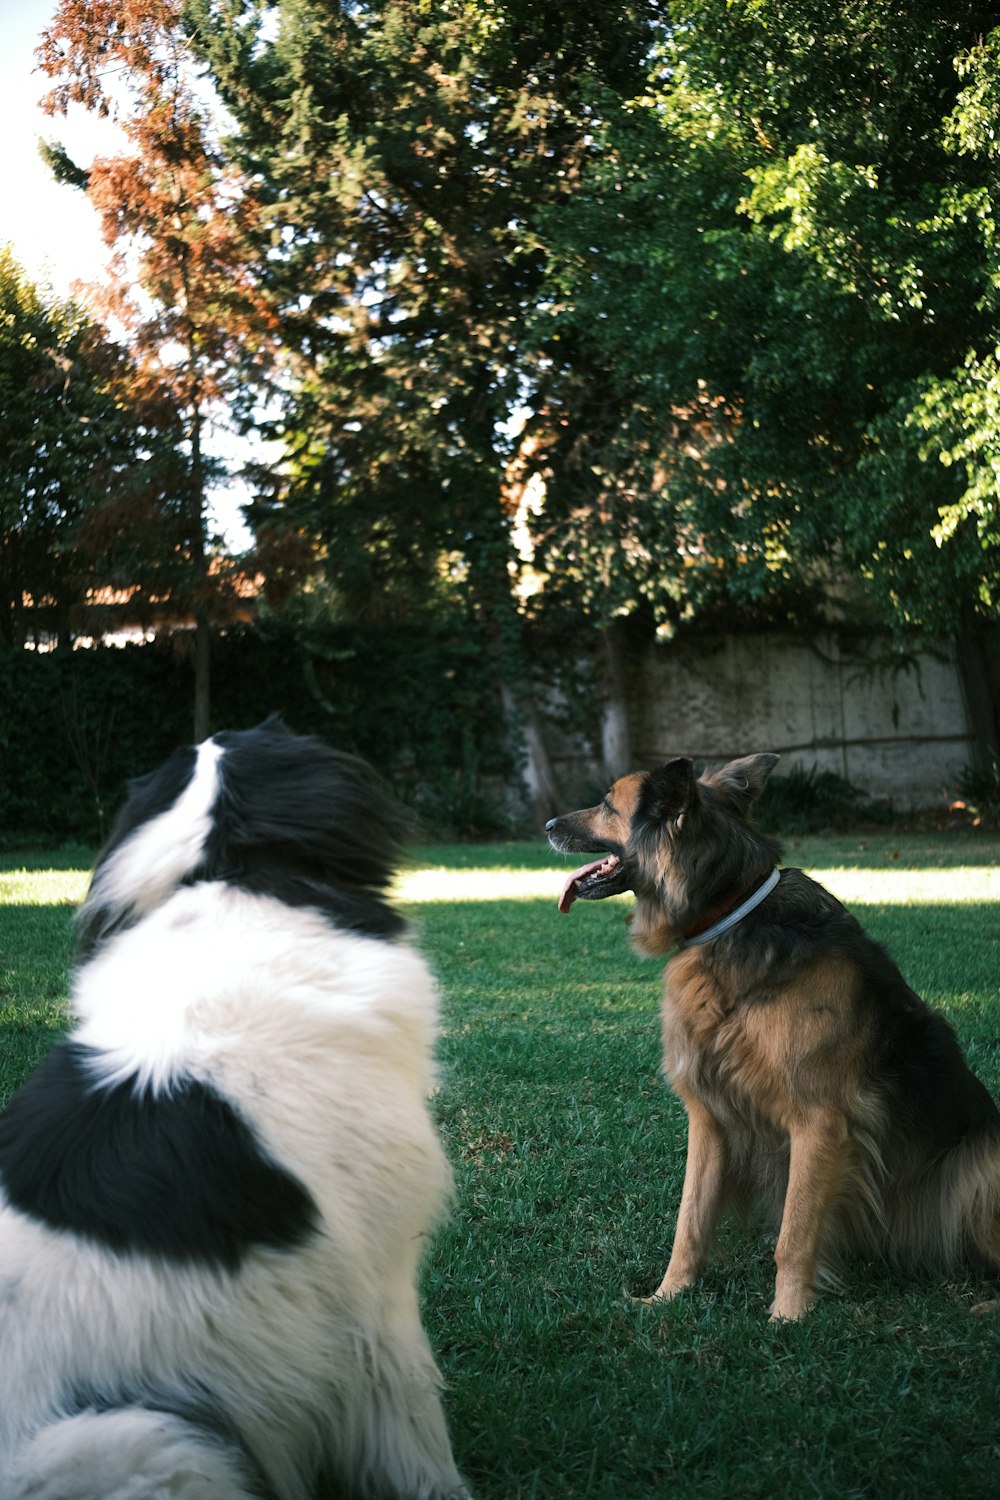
[629,632,972,808]
[535,631,973,812]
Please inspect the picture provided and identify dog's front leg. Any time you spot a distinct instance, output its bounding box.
[770,1107,848,1321]
[642,1093,729,1304]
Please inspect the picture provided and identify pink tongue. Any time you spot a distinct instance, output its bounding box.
[558,857,613,915]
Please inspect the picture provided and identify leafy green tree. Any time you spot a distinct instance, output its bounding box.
[183,0,669,791]
[0,247,181,649]
[531,1,1000,760]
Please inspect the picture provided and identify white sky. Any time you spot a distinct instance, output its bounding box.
[0,1,256,551]
[0,1,114,295]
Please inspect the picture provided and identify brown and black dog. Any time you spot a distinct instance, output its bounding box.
[547,753,1000,1320]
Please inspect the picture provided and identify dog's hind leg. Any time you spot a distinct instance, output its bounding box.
[641,1094,730,1305]
[7,1409,261,1500]
[770,1107,850,1321]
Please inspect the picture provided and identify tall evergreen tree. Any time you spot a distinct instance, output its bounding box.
[187,0,664,625]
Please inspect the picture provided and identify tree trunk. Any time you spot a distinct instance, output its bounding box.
[52,580,74,654]
[0,571,15,648]
[193,604,212,744]
[956,609,1000,771]
[189,387,211,743]
[600,619,633,780]
[501,684,562,825]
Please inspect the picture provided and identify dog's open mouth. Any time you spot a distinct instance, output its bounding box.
[558,853,629,914]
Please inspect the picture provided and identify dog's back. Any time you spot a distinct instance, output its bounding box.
[0,720,469,1500]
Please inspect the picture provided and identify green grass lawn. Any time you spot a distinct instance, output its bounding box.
[2,833,1000,1498]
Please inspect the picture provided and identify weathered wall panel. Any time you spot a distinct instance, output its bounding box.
[534,632,973,813]
[629,633,971,807]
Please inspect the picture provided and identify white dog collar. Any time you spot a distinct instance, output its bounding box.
[677,867,781,949]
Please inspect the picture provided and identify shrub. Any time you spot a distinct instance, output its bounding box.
[951,760,1000,828]
[0,618,516,846]
[755,763,893,834]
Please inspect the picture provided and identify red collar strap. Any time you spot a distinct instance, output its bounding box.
[679,868,781,949]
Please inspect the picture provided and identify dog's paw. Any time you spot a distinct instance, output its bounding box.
[628,1283,686,1308]
[767,1298,812,1322]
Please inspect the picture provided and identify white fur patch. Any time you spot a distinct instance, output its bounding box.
[81,738,223,931]
[72,884,441,1097]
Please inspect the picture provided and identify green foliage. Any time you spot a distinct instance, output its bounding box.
[953,759,1000,826]
[37,138,90,191]
[32,5,1000,659]
[0,642,194,844]
[0,619,515,844]
[754,764,893,835]
[531,2,1000,640]
[21,5,1000,772]
[188,0,665,630]
[0,248,179,650]
[37,0,286,735]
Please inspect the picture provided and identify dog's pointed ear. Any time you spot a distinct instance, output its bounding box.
[711,753,780,812]
[643,758,696,823]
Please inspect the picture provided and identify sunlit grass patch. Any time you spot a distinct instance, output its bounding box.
[797,865,1000,905]
[0,869,89,906]
[4,857,999,910]
[397,860,1000,907]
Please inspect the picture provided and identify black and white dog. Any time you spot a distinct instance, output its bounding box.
[0,719,470,1500]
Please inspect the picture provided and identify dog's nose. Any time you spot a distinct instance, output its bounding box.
[545,818,558,832]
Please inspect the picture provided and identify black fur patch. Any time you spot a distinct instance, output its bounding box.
[78,720,408,954]
[0,1043,318,1271]
[195,718,407,939]
[874,963,1000,1150]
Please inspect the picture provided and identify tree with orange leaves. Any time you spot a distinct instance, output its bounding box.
[36,0,278,740]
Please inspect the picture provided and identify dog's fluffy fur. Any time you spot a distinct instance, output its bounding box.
[0,718,470,1499]
[548,754,1000,1320]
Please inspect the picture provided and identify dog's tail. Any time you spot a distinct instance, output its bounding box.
[7,1408,263,1500]
[887,1125,1000,1272]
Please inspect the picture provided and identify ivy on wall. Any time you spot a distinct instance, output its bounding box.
[0,621,513,847]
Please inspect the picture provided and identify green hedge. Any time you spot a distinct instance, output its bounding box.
[0,621,515,846]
